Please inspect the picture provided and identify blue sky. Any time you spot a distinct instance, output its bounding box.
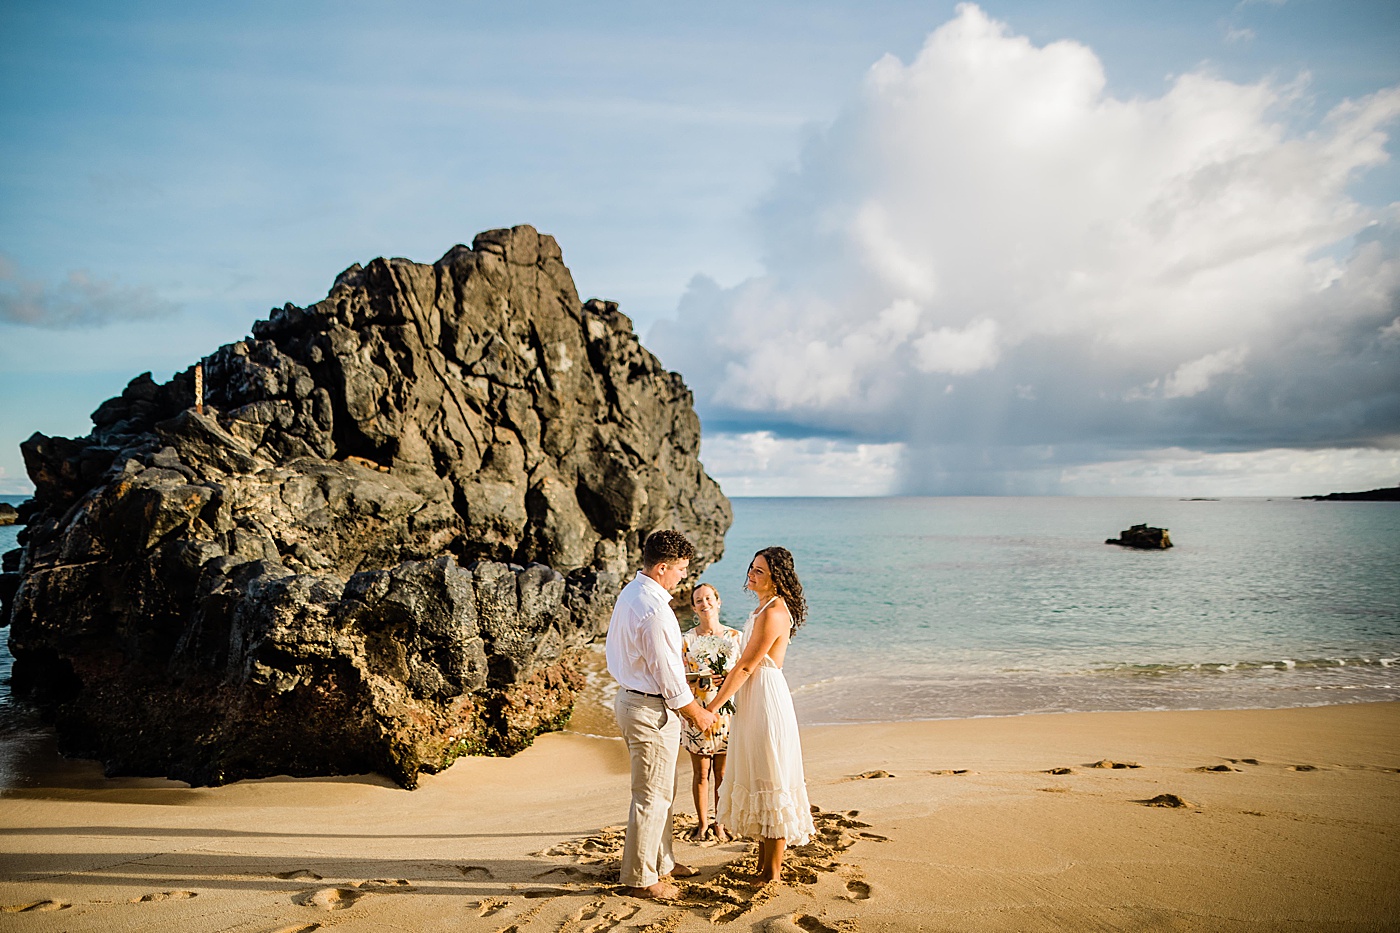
[2,0,1398,496]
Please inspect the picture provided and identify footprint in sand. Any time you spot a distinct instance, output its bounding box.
[534,865,601,881]
[845,878,871,900]
[856,832,889,842]
[1138,793,1196,808]
[851,770,895,780]
[766,915,849,933]
[1227,758,1261,766]
[358,879,413,890]
[564,899,606,924]
[1089,759,1141,769]
[269,925,322,933]
[293,887,365,910]
[456,865,495,879]
[1194,764,1240,772]
[930,769,970,775]
[539,826,628,861]
[274,870,323,881]
[131,891,198,903]
[636,908,686,933]
[475,897,510,917]
[569,902,640,933]
[1288,764,1321,772]
[0,900,69,913]
[765,918,806,933]
[502,901,549,928]
[1043,767,1073,775]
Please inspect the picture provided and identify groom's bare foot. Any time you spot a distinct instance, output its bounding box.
[623,880,679,900]
[667,863,700,879]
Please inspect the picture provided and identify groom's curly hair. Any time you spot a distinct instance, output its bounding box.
[642,529,695,567]
[755,546,807,635]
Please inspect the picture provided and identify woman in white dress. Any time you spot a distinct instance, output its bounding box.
[705,546,815,884]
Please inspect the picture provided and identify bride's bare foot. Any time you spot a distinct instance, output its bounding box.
[710,823,731,843]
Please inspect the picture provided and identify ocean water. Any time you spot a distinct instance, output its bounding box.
[0,498,21,724]
[695,497,1400,724]
[1,496,1397,732]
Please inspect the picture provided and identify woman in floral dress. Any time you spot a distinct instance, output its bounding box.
[681,582,743,842]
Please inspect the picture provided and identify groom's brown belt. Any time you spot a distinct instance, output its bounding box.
[625,689,663,699]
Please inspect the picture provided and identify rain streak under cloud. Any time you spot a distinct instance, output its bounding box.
[654,4,1400,495]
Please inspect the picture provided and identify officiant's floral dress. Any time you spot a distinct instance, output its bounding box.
[681,626,742,756]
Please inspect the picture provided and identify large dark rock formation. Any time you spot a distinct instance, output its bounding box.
[2,225,731,788]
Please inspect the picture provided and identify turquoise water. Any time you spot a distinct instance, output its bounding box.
[2,495,1398,726]
[697,497,1400,723]
[0,498,23,723]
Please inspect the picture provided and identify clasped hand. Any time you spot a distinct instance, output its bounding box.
[690,705,719,734]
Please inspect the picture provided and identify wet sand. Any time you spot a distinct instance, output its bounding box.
[0,702,1397,931]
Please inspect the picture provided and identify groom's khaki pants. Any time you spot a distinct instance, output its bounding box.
[613,689,680,888]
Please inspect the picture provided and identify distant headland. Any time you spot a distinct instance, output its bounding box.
[1301,485,1400,501]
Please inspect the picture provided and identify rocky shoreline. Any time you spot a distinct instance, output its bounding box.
[1,226,730,788]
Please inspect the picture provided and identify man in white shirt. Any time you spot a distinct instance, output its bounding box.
[606,529,718,900]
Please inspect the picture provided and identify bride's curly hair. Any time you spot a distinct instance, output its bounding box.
[754,546,807,635]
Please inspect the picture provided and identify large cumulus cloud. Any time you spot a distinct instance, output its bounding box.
[652,4,1400,494]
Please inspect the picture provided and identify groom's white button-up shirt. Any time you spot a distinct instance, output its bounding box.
[605,571,695,710]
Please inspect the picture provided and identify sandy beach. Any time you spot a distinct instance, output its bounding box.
[0,701,1396,932]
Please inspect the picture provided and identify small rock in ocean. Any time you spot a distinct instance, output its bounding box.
[1105,523,1173,549]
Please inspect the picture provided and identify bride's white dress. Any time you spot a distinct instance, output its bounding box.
[715,599,815,845]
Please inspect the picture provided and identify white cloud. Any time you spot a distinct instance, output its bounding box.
[1057,446,1400,497]
[1161,346,1249,398]
[912,318,1000,375]
[700,431,903,497]
[652,4,1400,493]
[0,255,179,329]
